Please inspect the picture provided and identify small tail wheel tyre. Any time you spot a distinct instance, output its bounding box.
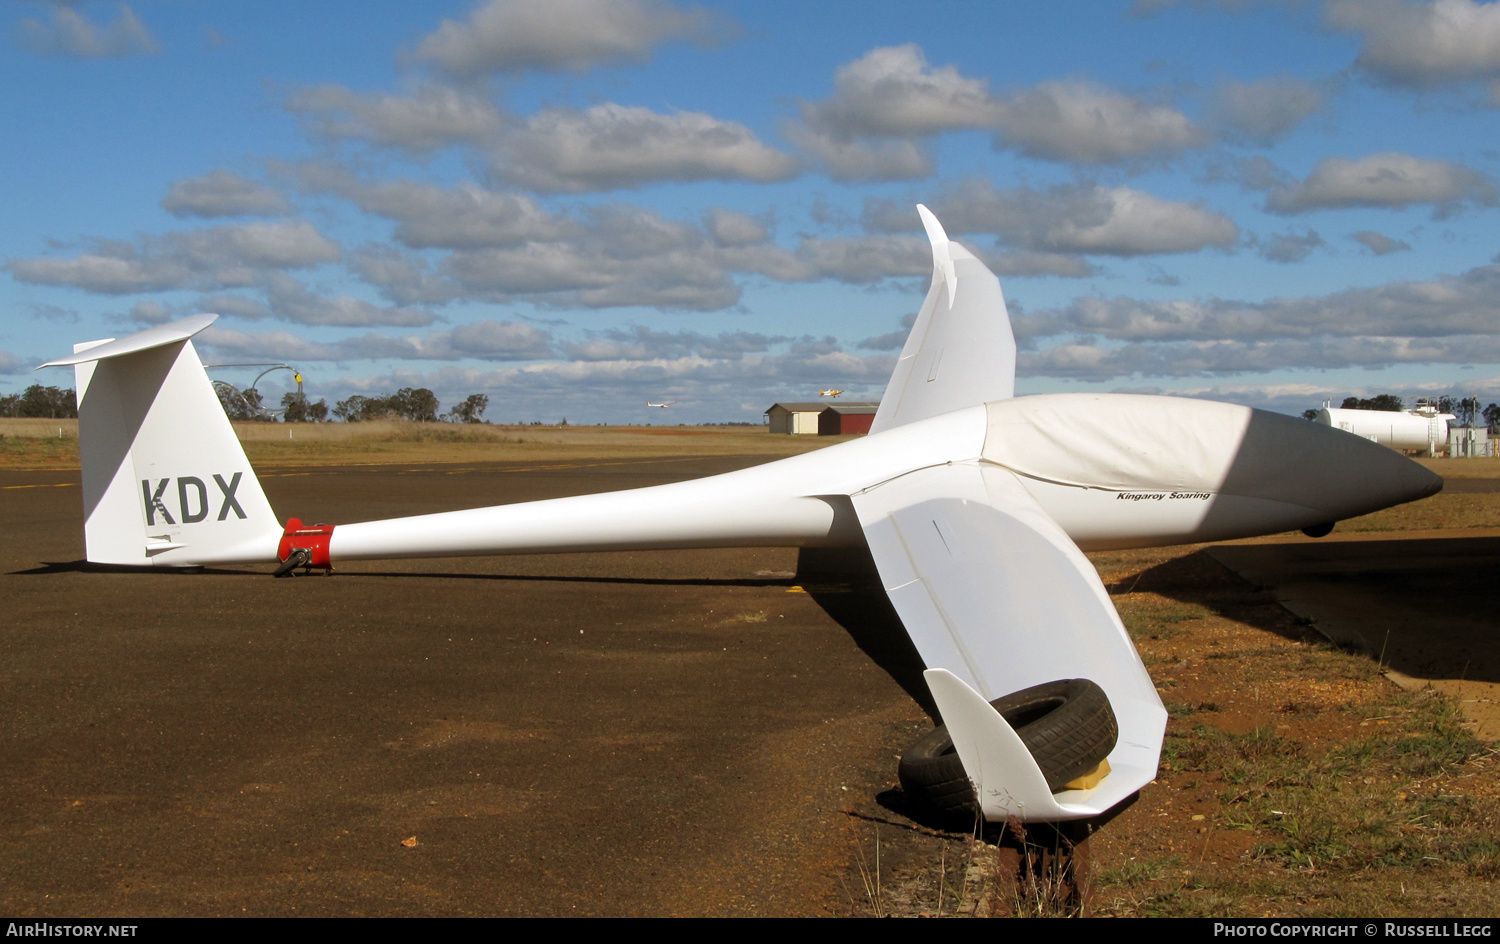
[898,678,1118,815]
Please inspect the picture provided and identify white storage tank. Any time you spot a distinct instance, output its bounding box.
[1314,407,1452,454]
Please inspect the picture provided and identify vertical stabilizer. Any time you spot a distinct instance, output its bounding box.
[39,315,282,567]
[869,206,1016,435]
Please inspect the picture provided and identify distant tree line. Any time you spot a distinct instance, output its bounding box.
[1339,394,1406,412]
[1485,404,1500,434]
[216,384,271,422]
[330,388,488,424]
[1437,396,1485,429]
[448,394,489,424]
[212,384,488,424]
[332,387,439,422]
[0,384,77,418]
[280,392,329,423]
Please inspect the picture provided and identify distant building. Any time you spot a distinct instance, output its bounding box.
[765,401,879,435]
[1449,426,1493,458]
[765,402,824,434]
[819,403,878,435]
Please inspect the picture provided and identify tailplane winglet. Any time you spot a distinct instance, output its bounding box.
[916,204,957,310]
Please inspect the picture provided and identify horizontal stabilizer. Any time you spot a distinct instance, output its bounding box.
[39,313,218,368]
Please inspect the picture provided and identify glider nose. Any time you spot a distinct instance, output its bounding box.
[1363,440,1444,504]
[1272,414,1442,522]
[1222,410,1442,527]
[1318,421,1443,520]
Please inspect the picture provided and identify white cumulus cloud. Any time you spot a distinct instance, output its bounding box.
[287,83,504,153]
[1350,230,1413,255]
[7,221,340,295]
[412,0,723,78]
[1208,77,1325,145]
[874,181,1239,257]
[18,3,159,59]
[791,46,1204,175]
[991,80,1208,164]
[798,44,1004,138]
[1266,152,1496,215]
[1328,0,1500,88]
[488,104,798,192]
[161,171,290,219]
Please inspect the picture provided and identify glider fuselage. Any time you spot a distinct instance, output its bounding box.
[322,392,1439,565]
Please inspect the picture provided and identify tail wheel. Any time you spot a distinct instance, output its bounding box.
[898,678,1118,816]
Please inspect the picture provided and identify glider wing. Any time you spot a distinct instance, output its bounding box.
[852,461,1166,820]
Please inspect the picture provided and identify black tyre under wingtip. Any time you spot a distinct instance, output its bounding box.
[898,678,1118,816]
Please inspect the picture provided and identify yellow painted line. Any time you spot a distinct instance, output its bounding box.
[2,482,76,489]
[494,456,709,473]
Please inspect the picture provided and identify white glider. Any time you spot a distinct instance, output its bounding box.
[40,206,1441,823]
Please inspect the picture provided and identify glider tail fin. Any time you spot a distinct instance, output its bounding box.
[869,206,1016,435]
[39,314,283,567]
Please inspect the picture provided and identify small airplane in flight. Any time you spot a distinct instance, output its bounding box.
[41,206,1440,823]
[818,389,843,398]
[645,401,677,409]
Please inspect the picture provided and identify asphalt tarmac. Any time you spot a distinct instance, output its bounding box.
[1,457,930,917]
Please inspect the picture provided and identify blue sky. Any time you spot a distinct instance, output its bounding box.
[5,0,1500,424]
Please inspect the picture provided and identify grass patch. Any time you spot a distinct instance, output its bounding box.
[239,420,847,466]
[1343,492,1500,531]
[0,417,847,469]
[1103,656,1500,914]
[1121,601,1211,642]
[1096,853,1181,888]
[1300,643,1384,682]
[0,431,79,468]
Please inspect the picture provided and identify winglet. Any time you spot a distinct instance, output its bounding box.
[924,668,1156,822]
[924,668,1057,819]
[917,204,957,310]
